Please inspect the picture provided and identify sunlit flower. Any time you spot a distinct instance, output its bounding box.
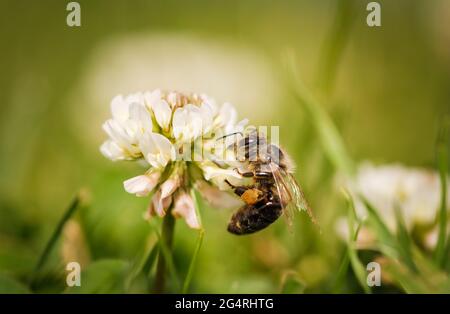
[149,175,181,217]
[100,94,152,160]
[172,192,200,229]
[201,162,248,191]
[101,89,247,229]
[350,162,449,229]
[123,172,160,197]
[139,132,175,169]
[335,162,450,248]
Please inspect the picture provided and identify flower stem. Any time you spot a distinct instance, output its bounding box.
[153,207,176,293]
[182,188,204,293]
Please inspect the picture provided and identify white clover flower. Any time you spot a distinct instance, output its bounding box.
[335,162,450,246]
[101,89,247,229]
[350,162,449,230]
[100,93,152,160]
[200,162,249,191]
[139,132,175,169]
[172,192,201,229]
[172,104,205,142]
[123,172,160,197]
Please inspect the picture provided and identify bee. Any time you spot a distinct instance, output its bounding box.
[221,129,316,235]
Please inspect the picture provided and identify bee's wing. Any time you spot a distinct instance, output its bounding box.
[268,163,296,227]
[271,164,317,225]
[283,168,317,225]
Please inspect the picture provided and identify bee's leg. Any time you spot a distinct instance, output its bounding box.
[224,179,250,197]
[224,179,236,188]
[234,168,254,177]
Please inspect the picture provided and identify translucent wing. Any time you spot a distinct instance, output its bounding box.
[268,163,296,227]
[270,163,317,225]
[281,167,317,225]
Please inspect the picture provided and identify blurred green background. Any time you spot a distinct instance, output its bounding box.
[0,0,449,293]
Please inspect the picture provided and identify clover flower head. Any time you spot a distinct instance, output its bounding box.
[335,162,450,248]
[100,89,248,229]
[350,162,449,230]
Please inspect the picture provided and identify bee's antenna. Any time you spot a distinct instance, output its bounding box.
[215,132,243,142]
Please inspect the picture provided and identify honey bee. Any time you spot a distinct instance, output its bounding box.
[221,129,316,235]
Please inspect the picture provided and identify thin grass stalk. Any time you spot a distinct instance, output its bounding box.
[31,191,86,287]
[181,189,205,293]
[153,206,176,293]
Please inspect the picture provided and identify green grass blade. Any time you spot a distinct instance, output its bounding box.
[383,260,429,294]
[343,191,370,293]
[317,0,356,95]
[182,189,205,294]
[125,241,158,290]
[331,249,350,293]
[142,244,159,277]
[362,197,420,273]
[348,223,370,293]
[284,53,355,176]
[360,196,398,259]
[182,229,204,293]
[31,190,87,285]
[394,204,417,272]
[434,118,449,267]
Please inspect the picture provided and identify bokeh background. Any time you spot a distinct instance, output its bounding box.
[0,0,449,293]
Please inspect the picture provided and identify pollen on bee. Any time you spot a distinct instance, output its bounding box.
[241,188,262,205]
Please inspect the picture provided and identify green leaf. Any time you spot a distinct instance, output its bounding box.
[0,274,31,294]
[66,259,129,294]
[434,118,449,267]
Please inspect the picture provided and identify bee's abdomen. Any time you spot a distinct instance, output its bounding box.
[227,201,283,235]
